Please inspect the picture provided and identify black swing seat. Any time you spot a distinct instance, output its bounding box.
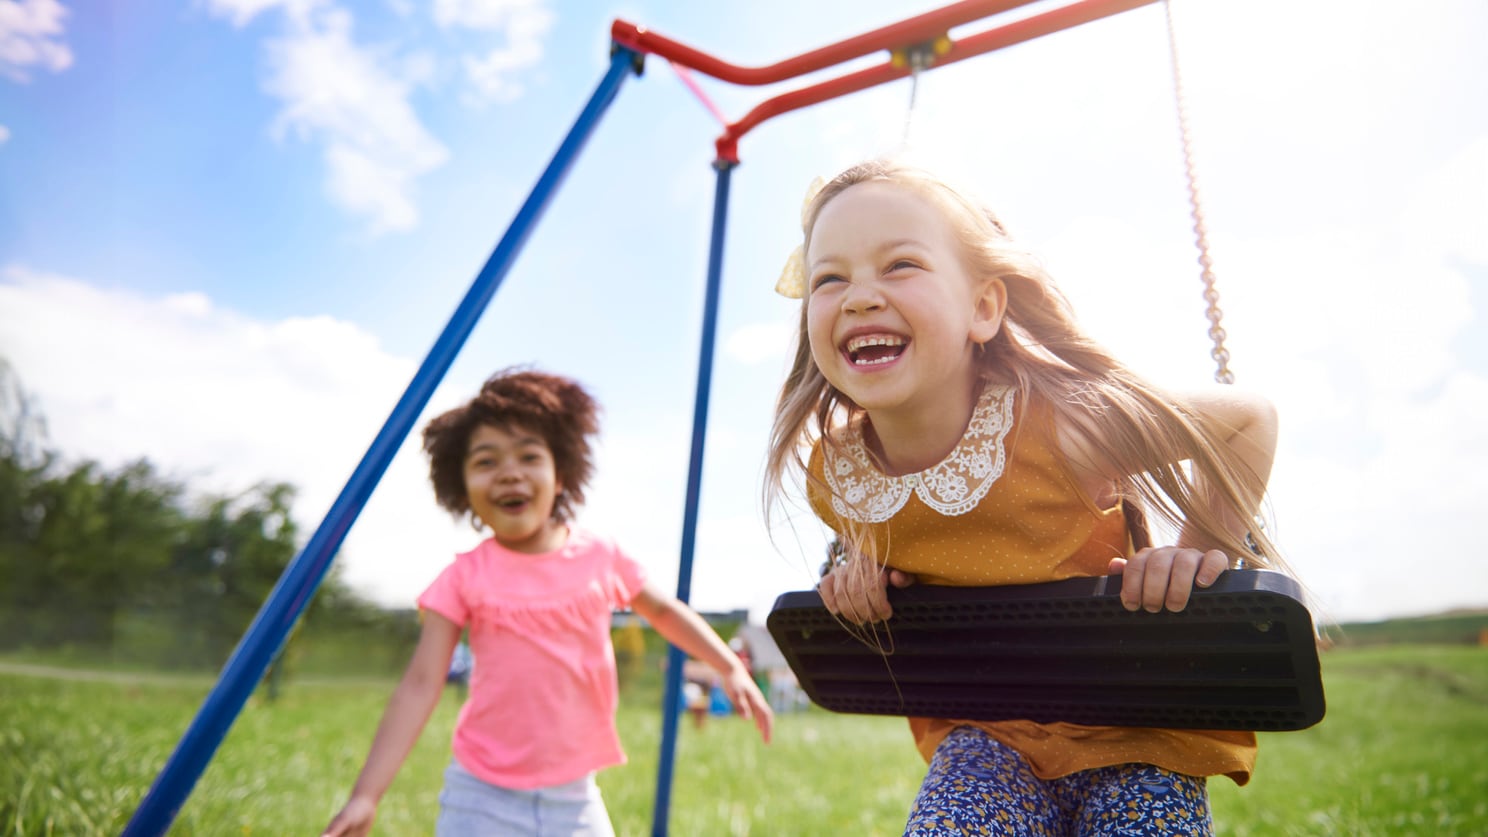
[766,569,1324,731]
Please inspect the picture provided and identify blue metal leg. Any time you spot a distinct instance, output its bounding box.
[650,158,736,837]
[122,46,643,837]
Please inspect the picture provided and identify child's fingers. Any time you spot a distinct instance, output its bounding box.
[840,585,873,624]
[817,571,845,616]
[751,691,775,743]
[1139,548,1176,612]
[1118,549,1149,611]
[820,562,893,624]
[819,566,862,621]
[888,569,917,588]
[1195,550,1227,587]
[728,679,774,743]
[1119,547,1230,613]
[732,690,752,721]
[1163,549,1204,612]
[1163,548,1229,611]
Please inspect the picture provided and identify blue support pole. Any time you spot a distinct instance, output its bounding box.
[122,46,643,837]
[650,158,736,837]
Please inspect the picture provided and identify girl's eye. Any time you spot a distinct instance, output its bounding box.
[887,259,919,273]
[810,273,844,291]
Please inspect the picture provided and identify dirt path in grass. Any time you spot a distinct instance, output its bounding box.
[0,660,390,689]
[0,660,212,686]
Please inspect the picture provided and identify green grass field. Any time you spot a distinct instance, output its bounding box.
[3,645,1486,836]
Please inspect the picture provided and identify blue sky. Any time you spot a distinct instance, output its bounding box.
[2,0,1485,624]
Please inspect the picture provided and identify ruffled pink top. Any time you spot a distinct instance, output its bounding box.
[418,527,647,789]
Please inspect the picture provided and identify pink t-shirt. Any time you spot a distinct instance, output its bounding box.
[417,527,647,790]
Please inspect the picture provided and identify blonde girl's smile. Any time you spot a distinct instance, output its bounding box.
[843,331,908,367]
[804,181,1005,446]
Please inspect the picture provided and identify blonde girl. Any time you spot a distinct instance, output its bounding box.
[765,159,1289,835]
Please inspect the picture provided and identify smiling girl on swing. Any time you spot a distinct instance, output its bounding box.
[765,158,1293,835]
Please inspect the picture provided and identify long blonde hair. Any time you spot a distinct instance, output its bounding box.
[763,159,1288,574]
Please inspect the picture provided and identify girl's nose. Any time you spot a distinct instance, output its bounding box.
[841,280,885,313]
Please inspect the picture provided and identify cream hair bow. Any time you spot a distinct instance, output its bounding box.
[774,175,827,299]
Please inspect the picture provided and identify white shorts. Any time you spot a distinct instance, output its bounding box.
[435,758,615,837]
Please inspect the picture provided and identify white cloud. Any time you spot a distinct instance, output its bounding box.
[266,6,448,234]
[462,38,542,102]
[208,1,449,234]
[0,0,72,82]
[320,143,421,233]
[205,0,560,228]
[0,265,473,606]
[0,124,10,144]
[203,0,300,28]
[433,0,538,30]
[434,0,554,103]
[0,266,811,613]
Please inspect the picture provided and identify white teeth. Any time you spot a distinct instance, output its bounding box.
[845,335,905,352]
[844,334,906,367]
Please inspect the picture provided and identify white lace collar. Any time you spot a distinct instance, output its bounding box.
[824,385,1016,522]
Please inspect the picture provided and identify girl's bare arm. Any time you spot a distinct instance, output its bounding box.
[1173,385,1279,540]
[322,612,461,837]
[1071,386,1279,612]
[631,583,774,743]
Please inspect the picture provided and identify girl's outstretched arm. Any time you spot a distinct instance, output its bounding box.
[1105,386,1280,612]
[1174,384,1280,506]
[631,583,775,743]
[322,611,461,837]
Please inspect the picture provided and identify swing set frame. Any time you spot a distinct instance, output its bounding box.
[119,1,1278,834]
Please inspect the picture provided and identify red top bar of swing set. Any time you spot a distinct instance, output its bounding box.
[611,0,1159,163]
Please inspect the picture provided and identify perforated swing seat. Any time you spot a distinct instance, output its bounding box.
[766,569,1325,731]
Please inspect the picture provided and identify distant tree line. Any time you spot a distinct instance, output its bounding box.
[0,358,416,674]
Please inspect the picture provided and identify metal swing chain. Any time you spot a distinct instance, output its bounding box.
[1164,0,1234,385]
[902,46,931,147]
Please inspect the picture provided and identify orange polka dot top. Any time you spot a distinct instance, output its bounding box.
[807,385,1257,785]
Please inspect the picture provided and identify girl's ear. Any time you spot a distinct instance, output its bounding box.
[970,277,1007,344]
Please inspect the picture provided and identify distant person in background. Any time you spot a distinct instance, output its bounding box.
[684,679,709,730]
[681,659,716,730]
[768,667,806,714]
[322,368,771,837]
[729,636,769,696]
[445,640,472,698]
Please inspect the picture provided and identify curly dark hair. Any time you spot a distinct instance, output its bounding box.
[422,367,601,523]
